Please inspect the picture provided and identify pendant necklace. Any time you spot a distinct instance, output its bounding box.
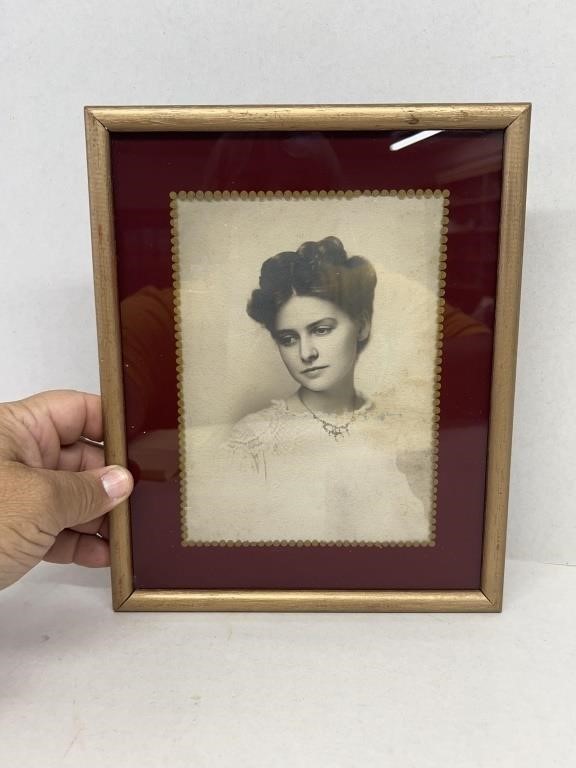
[297,391,357,440]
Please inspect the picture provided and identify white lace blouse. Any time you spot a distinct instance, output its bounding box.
[185,396,433,545]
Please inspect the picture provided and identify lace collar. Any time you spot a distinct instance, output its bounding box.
[270,394,374,420]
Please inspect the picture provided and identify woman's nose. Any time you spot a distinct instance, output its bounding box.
[299,337,318,363]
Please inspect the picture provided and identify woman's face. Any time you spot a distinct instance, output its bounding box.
[273,295,362,392]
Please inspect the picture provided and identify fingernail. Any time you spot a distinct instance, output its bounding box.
[101,466,132,500]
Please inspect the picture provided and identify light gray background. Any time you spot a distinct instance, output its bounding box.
[1,1,575,766]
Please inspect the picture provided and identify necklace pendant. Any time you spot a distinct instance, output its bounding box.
[303,398,355,440]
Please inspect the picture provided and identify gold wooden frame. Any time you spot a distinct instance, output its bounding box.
[85,104,530,612]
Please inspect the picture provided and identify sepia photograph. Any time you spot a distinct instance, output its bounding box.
[173,190,447,546]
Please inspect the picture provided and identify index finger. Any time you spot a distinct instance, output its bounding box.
[20,390,103,445]
[0,390,104,465]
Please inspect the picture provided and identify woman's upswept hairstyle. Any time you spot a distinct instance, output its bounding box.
[247,236,377,346]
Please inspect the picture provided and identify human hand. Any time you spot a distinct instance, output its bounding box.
[0,390,133,590]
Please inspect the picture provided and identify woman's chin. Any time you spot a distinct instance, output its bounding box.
[297,378,335,393]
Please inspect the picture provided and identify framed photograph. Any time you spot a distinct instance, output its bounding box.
[85,104,530,612]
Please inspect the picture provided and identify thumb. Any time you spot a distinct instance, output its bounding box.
[41,464,134,531]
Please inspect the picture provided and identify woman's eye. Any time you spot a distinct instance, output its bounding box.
[278,335,297,347]
[314,326,332,336]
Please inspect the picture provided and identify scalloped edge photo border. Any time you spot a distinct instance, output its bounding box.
[170,188,450,549]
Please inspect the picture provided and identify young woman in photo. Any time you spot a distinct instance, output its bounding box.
[230,236,377,452]
[189,236,433,544]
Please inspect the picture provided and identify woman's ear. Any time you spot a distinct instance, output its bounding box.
[357,317,371,343]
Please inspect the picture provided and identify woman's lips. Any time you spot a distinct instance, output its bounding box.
[301,365,329,378]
